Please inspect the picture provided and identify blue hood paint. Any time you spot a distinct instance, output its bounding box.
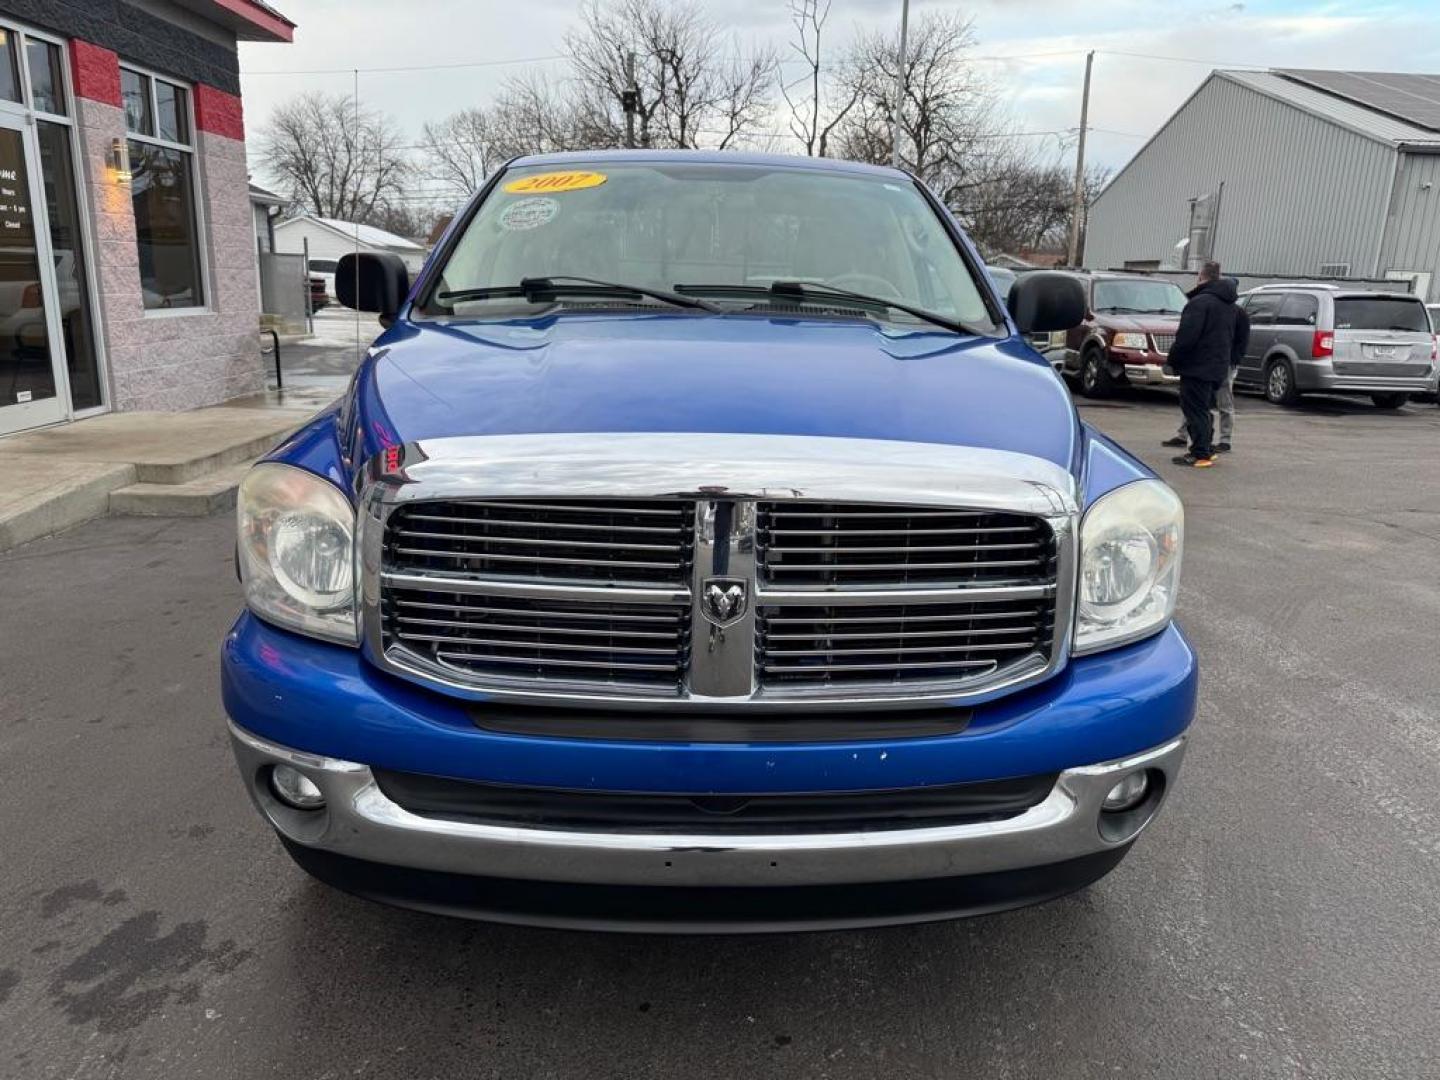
[351,312,1081,472]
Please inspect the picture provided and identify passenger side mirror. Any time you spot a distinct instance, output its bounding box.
[1008,272,1087,334]
[336,252,410,324]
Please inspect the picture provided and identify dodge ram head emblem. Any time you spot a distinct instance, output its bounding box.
[701,577,748,628]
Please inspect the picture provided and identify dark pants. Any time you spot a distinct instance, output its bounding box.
[1179,377,1219,458]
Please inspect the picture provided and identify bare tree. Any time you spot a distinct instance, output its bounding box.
[491,71,612,156]
[780,0,857,157]
[566,0,775,150]
[258,92,410,222]
[419,109,497,199]
[834,13,997,198]
[959,152,1110,259]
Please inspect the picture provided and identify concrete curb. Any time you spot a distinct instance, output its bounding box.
[0,462,138,552]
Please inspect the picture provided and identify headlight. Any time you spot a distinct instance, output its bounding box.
[1073,480,1183,655]
[237,464,358,644]
[1111,332,1148,349]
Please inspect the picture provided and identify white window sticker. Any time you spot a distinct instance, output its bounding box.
[499,197,560,232]
[17,390,32,403]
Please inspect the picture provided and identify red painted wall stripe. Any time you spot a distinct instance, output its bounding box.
[194,84,246,141]
[69,40,122,107]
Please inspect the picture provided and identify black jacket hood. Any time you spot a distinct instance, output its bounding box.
[1188,277,1238,304]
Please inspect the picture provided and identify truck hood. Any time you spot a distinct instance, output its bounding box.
[1094,313,1181,333]
[354,313,1080,471]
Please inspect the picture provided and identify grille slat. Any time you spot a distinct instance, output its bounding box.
[756,501,1054,589]
[385,586,690,690]
[1152,332,1176,354]
[387,498,694,587]
[757,598,1053,689]
[405,513,685,535]
[435,650,681,674]
[393,529,682,553]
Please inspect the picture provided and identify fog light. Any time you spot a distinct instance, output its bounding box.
[270,765,325,810]
[1102,771,1150,813]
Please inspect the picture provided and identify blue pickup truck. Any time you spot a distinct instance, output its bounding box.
[223,151,1195,932]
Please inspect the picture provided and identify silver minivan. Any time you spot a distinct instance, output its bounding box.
[1236,285,1438,408]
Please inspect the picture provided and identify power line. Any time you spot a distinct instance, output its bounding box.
[244,47,1094,79]
[1094,48,1265,69]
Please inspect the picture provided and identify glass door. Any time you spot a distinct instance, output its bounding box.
[0,111,67,435]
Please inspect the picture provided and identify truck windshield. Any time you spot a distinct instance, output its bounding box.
[419,161,992,331]
[1093,280,1186,314]
[1333,297,1429,332]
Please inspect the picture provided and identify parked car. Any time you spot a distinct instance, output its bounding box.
[224,151,1195,932]
[308,275,328,313]
[1048,272,1186,397]
[1236,285,1439,408]
[307,258,339,301]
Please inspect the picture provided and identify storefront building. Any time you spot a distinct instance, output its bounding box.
[0,0,293,437]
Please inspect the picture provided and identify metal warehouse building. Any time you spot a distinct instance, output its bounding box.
[1085,69,1440,301]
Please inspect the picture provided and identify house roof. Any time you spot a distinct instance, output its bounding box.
[1218,70,1440,149]
[274,214,425,252]
[171,0,294,42]
[248,182,286,207]
[1277,69,1440,135]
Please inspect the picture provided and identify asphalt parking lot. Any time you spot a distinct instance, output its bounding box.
[1,388,1438,1079]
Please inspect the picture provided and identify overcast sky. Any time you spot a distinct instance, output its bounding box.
[238,0,1440,192]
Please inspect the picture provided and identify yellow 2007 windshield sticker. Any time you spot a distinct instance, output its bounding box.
[503,170,607,195]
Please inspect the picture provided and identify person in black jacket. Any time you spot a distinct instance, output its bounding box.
[1166,262,1240,467]
[1165,279,1249,453]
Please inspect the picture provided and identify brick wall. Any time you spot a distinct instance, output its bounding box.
[74,84,263,411]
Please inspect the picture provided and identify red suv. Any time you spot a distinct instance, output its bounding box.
[1042,273,1187,397]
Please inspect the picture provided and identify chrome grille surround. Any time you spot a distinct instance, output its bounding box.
[359,433,1078,711]
[1151,332,1176,355]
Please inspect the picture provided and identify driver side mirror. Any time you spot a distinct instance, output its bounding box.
[336,252,410,325]
[1008,272,1087,335]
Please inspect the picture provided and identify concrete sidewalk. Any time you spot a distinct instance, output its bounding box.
[0,387,336,552]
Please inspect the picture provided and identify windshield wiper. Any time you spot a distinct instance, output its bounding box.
[438,275,720,312]
[676,281,978,335]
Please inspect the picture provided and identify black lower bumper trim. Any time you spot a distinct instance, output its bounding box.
[279,838,1131,934]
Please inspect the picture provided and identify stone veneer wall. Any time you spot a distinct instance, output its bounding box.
[73,97,263,412]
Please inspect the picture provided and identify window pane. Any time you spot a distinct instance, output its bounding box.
[155,81,189,144]
[38,121,103,409]
[1333,296,1429,332]
[121,69,152,135]
[26,38,65,115]
[1277,292,1318,326]
[0,125,58,407]
[0,29,20,103]
[129,141,204,309]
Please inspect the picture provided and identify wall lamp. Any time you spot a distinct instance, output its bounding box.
[107,138,132,184]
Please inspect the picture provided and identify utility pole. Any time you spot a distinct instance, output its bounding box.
[622,51,638,149]
[890,0,909,169]
[1066,50,1094,268]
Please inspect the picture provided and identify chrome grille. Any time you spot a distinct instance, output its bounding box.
[757,598,1053,688]
[1151,333,1176,355]
[756,502,1054,588]
[386,498,694,586]
[363,437,1077,711]
[383,586,691,689]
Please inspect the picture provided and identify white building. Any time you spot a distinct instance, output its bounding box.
[273,214,427,276]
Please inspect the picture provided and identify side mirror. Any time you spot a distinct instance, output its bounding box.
[336,252,410,324]
[1008,272,1087,334]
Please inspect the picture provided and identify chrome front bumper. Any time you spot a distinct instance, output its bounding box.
[231,722,1186,889]
[1124,362,1180,386]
